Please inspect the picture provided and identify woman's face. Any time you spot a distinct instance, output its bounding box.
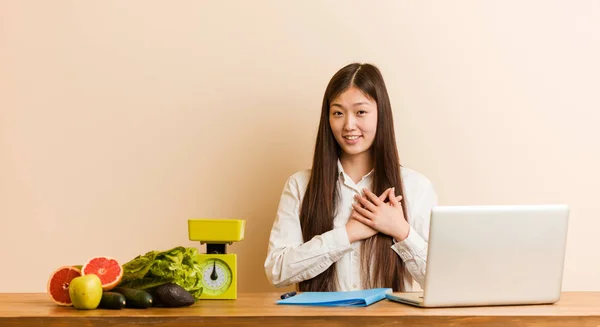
[329,86,378,159]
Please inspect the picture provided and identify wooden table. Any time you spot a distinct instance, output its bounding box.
[1,292,600,326]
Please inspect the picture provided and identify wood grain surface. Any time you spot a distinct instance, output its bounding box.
[1,292,600,326]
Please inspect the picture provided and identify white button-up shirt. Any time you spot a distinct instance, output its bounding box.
[264,161,438,291]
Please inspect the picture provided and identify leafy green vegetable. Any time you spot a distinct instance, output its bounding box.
[119,246,204,300]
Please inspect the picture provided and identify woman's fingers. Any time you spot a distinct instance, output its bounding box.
[355,194,378,212]
[363,188,386,206]
[352,203,376,220]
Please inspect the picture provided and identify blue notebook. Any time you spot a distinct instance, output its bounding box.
[276,288,392,307]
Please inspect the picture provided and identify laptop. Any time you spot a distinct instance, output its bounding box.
[386,204,570,308]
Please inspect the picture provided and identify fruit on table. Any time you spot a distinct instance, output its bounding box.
[81,256,123,291]
[147,282,196,307]
[98,292,127,309]
[47,266,82,306]
[48,249,202,309]
[112,287,153,308]
[68,274,103,310]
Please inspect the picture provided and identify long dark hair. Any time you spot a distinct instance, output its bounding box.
[298,63,409,292]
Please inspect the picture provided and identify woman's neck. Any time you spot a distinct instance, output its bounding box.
[340,152,373,184]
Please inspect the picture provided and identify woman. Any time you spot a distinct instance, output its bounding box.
[264,63,438,292]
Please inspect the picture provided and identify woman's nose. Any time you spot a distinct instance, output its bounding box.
[344,115,357,131]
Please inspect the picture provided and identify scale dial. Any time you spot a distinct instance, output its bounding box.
[198,258,233,296]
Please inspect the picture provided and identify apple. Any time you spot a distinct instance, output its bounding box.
[68,274,103,310]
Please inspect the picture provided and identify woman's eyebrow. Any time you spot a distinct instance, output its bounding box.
[330,101,370,108]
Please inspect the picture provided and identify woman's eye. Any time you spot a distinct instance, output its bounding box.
[357,110,367,115]
[332,111,342,116]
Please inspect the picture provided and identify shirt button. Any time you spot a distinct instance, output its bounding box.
[353,284,358,289]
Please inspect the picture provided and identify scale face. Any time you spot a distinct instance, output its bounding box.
[188,219,245,300]
[197,256,233,297]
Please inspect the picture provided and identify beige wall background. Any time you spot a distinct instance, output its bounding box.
[1,1,599,293]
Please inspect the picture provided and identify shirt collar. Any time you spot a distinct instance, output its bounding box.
[337,159,374,182]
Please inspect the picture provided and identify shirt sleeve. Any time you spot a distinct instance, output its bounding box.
[264,175,353,287]
[390,178,438,289]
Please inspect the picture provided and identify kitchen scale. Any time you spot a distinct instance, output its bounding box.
[188,218,245,300]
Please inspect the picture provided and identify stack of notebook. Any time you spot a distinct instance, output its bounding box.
[276,288,392,307]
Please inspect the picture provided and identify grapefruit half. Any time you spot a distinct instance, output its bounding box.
[81,256,123,291]
[47,266,82,306]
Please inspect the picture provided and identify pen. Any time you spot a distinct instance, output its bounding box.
[280,291,297,299]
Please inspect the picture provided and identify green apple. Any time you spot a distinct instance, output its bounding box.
[68,274,103,310]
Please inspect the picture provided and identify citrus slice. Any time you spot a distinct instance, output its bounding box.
[47,266,82,306]
[81,257,123,291]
